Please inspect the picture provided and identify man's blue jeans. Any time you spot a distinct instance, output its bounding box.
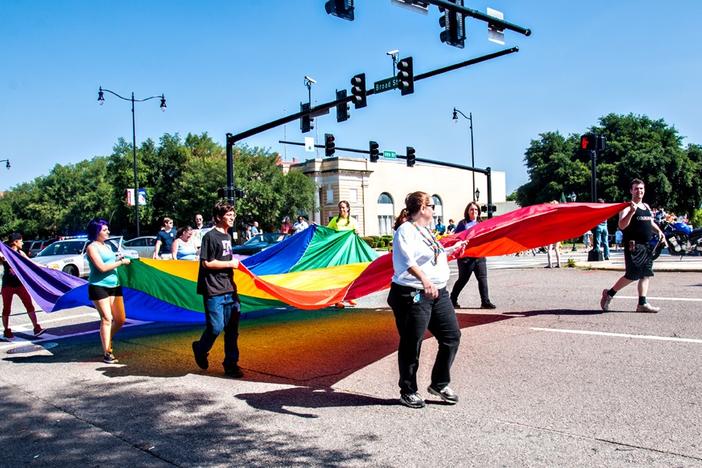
[198,293,240,368]
[593,226,610,259]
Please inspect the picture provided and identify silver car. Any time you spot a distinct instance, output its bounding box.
[33,236,138,277]
[122,236,157,258]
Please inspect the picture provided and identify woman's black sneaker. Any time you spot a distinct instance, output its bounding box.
[400,392,425,409]
[480,301,497,309]
[427,385,458,404]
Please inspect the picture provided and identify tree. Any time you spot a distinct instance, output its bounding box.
[517,114,702,214]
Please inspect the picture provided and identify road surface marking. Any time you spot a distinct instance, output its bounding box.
[616,295,702,302]
[531,327,702,344]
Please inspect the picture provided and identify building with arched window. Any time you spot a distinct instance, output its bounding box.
[289,156,506,236]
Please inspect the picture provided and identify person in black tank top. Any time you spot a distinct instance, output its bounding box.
[599,179,667,313]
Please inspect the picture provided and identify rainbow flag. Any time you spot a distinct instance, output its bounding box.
[1,203,626,323]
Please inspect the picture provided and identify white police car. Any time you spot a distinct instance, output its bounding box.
[33,236,138,278]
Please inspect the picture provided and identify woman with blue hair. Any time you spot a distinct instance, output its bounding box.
[85,218,130,364]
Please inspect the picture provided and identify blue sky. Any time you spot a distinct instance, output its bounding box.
[2,0,700,193]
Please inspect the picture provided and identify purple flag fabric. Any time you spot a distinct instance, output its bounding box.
[0,242,88,312]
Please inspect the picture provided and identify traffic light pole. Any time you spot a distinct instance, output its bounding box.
[278,139,494,217]
[590,150,597,202]
[423,0,531,37]
[225,47,518,204]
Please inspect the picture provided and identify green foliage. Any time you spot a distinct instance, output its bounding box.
[516,114,702,215]
[0,133,316,239]
[690,208,702,229]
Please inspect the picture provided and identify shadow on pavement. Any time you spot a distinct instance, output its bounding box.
[0,380,374,465]
[4,309,512,387]
[235,386,397,418]
[502,309,605,317]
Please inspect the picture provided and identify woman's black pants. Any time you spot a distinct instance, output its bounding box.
[450,257,490,305]
[387,283,461,395]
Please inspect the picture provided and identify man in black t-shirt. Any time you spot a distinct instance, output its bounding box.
[600,179,667,313]
[192,202,243,377]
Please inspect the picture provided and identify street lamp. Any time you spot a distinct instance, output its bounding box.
[0,159,9,169]
[567,192,577,251]
[474,188,480,202]
[97,86,166,237]
[452,108,476,200]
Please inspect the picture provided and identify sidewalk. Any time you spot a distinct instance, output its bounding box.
[576,251,702,272]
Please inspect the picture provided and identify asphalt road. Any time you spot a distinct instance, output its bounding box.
[1,256,701,466]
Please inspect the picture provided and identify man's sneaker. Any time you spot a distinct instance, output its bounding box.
[192,341,209,370]
[224,365,244,378]
[481,301,497,309]
[636,303,660,313]
[3,329,14,340]
[33,325,46,337]
[103,352,119,364]
[400,392,425,409]
[427,385,459,405]
[600,289,612,312]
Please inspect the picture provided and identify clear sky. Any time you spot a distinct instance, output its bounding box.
[2,1,700,193]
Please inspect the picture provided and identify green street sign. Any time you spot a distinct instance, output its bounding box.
[383,150,397,159]
[373,77,399,93]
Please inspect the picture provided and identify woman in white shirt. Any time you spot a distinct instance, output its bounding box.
[388,191,467,409]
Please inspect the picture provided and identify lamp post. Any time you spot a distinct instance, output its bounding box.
[98,87,166,237]
[0,159,9,169]
[568,192,577,251]
[452,108,476,200]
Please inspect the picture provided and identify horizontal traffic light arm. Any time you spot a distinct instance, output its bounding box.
[424,0,531,36]
[278,139,491,175]
[228,47,519,146]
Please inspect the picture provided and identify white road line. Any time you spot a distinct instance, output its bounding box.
[531,327,702,344]
[615,296,702,302]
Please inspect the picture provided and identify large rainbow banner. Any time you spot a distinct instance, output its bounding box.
[0,202,626,322]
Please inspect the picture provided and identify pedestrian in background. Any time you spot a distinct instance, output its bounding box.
[153,217,176,259]
[171,226,198,260]
[545,200,562,268]
[1,233,45,340]
[86,219,130,364]
[388,191,467,409]
[593,198,611,260]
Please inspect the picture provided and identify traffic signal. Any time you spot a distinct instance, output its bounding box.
[369,141,379,162]
[396,57,414,96]
[439,0,466,48]
[406,146,416,167]
[350,73,367,109]
[325,133,336,157]
[336,89,350,122]
[324,0,354,21]
[300,102,314,133]
[580,134,606,152]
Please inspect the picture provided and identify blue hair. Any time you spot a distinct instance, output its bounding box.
[87,218,109,241]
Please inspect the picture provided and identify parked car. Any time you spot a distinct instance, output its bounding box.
[122,236,157,258]
[32,236,139,277]
[231,232,290,256]
[22,239,58,258]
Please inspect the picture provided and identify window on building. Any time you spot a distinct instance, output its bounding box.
[326,187,333,204]
[432,195,444,227]
[349,188,358,202]
[377,192,394,235]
